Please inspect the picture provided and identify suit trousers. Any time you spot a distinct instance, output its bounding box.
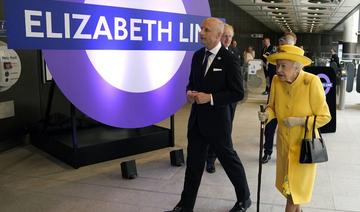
[265,65,277,92]
[179,122,250,210]
[263,66,278,155]
[264,118,277,155]
[206,103,237,164]
[268,67,277,89]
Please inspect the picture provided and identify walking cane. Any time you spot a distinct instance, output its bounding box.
[257,104,266,212]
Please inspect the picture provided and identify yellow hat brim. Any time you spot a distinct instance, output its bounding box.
[267,52,312,66]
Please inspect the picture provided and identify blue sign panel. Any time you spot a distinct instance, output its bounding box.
[4,0,206,50]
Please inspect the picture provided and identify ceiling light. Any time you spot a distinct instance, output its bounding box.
[309,7,325,11]
[308,0,327,3]
[282,17,284,19]
[263,0,284,3]
[314,13,318,15]
[279,13,282,15]
[269,6,286,10]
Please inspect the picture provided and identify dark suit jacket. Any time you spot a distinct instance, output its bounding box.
[187,46,244,136]
[330,54,340,68]
[261,45,275,65]
[229,46,242,65]
[261,45,276,73]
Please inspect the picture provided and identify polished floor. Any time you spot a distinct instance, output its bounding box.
[0,89,359,212]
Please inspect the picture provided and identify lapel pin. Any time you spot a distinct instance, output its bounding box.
[217,57,221,60]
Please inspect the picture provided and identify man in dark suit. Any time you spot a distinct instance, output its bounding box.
[166,18,251,212]
[206,23,238,174]
[230,40,242,64]
[330,48,340,68]
[261,37,276,95]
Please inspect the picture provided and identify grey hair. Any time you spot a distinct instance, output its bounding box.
[205,17,224,35]
[217,20,225,35]
[293,61,304,71]
[278,35,296,45]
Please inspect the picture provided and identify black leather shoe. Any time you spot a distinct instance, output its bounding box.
[229,198,251,212]
[206,162,216,173]
[164,206,193,212]
[261,154,271,164]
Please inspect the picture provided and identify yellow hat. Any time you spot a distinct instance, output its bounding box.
[267,45,312,66]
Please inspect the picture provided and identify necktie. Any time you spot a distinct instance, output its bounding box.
[201,50,212,77]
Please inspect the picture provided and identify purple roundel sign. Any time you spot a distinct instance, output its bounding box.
[5,0,211,128]
[317,73,333,95]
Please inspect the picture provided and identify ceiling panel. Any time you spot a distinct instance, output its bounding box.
[239,6,259,11]
[336,6,354,12]
[229,0,359,33]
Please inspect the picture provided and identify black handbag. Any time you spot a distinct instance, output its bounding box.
[300,116,328,163]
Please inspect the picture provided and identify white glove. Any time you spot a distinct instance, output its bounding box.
[283,117,306,127]
[258,111,269,122]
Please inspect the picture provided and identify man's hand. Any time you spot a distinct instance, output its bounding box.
[186,90,197,104]
[283,117,306,128]
[194,92,211,104]
[258,111,269,122]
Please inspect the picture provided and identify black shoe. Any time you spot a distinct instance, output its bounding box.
[261,154,271,164]
[206,162,216,173]
[262,91,269,95]
[229,198,252,212]
[164,206,193,212]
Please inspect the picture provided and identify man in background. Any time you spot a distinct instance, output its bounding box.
[230,40,242,63]
[261,37,276,95]
[206,24,238,174]
[330,48,340,68]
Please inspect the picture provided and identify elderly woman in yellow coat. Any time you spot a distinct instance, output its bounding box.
[258,45,331,212]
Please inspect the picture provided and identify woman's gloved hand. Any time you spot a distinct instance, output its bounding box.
[258,111,269,122]
[283,117,306,127]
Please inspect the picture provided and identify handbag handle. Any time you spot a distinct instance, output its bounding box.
[303,116,309,139]
[303,115,321,139]
[313,116,323,140]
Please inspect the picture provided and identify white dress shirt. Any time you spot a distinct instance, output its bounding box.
[203,42,222,105]
[204,41,222,76]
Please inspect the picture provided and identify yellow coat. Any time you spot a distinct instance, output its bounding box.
[266,70,331,204]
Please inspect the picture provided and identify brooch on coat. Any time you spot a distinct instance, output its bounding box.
[217,57,222,60]
[304,79,310,85]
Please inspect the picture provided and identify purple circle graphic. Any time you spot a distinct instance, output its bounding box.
[43,1,210,128]
[317,73,332,95]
